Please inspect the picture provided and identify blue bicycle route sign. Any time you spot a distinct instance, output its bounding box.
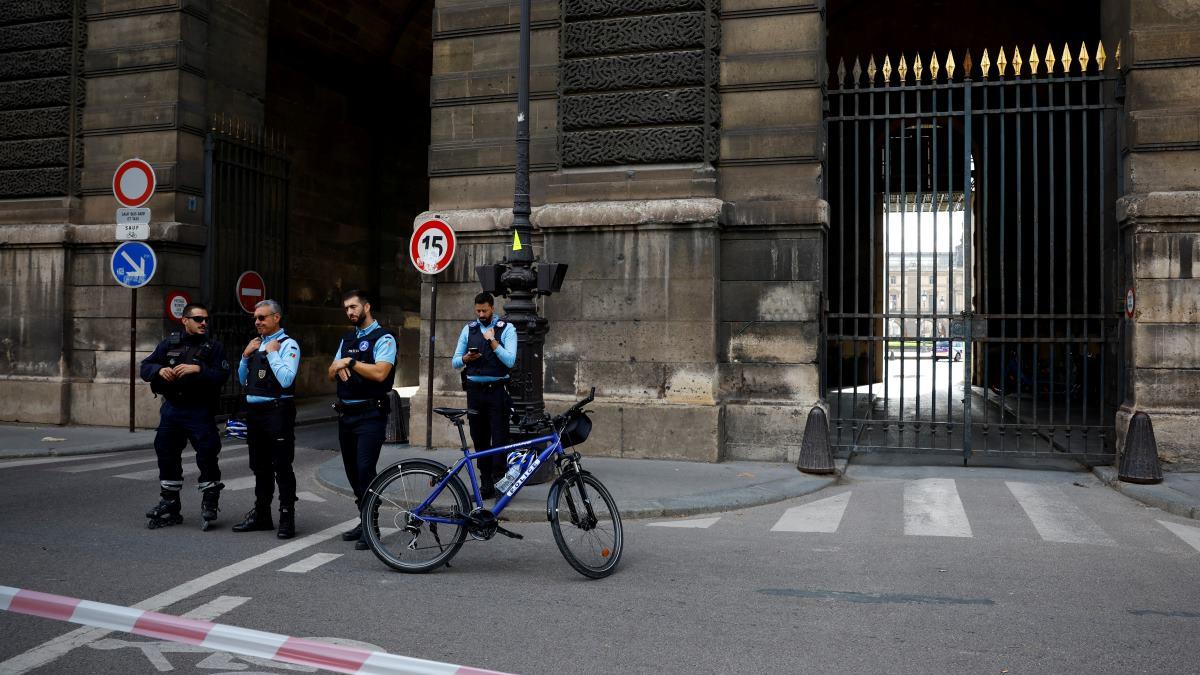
[110,241,157,288]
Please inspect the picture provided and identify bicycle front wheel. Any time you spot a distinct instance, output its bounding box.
[548,472,623,578]
[362,460,469,573]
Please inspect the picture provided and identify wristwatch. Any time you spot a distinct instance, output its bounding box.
[347,358,357,369]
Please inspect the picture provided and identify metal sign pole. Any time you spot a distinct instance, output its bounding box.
[129,287,137,432]
[426,273,438,449]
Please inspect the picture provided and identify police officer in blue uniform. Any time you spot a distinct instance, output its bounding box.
[140,302,231,530]
[452,292,517,499]
[327,290,396,550]
[232,299,302,539]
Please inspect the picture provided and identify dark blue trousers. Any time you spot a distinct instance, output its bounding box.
[154,400,222,489]
[337,405,388,505]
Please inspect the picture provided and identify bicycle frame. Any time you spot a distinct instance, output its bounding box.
[410,429,567,525]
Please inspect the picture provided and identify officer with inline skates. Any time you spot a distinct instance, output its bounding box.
[140,303,231,530]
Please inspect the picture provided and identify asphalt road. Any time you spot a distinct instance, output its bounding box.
[3,424,1200,674]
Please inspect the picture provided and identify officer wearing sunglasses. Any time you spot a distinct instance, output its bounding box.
[139,302,231,530]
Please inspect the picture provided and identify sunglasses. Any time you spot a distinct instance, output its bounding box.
[253,313,277,322]
[184,315,209,323]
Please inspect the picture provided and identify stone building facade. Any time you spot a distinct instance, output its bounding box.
[1,0,1198,469]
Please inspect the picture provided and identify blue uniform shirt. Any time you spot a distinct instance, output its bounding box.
[333,320,397,403]
[238,328,301,403]
[452,316,517,382]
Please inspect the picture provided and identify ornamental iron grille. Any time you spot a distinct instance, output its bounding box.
[0,0,86,198]
[559,0,720,167]
[824,43,1123,462]
[203,116,291,415]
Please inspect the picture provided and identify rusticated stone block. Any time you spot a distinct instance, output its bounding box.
[0,379,68,424]
[1130,367,1200,410]
[722,401,815,462]
[1134,278,1200,322]
[721,237,822,281]
[1133,231,1200,279]
[721,321,820,364]
[720,280,821,322]
[719,362,820,400]
[720,163,823,201]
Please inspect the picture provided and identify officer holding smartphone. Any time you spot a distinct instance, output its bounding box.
[452,292,517,499]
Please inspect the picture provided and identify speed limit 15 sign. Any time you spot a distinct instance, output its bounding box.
[410,218,457,274]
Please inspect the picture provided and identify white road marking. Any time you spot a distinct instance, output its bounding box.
[295,491,326,503]
[904,478,973,538]
[181,595,251,621]
[647,516,720,529]
[279,553,342,574]
[1158,519,1200,553]
[771,492,851,533]
[1006,481,1116,546]
[115,467,167,480]
[0,518,358,674]
[59,445,247,473]
[0,451,128,470]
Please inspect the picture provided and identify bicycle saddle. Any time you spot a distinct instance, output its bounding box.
[433,407,475,421]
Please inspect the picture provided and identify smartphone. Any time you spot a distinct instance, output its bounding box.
[467,347,479,354]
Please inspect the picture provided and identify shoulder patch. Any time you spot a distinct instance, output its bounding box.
[496,320,506,328]
[468,321,478,328]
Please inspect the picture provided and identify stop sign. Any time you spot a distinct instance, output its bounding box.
[235,271,266,314]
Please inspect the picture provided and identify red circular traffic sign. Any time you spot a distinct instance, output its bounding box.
[1125,287,1136,319]
[409,218,456,274]
[165,290,191,323]
[236,271,266,314]
[112,158,157,208]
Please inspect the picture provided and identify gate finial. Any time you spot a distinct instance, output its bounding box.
[913,54,923,81]
[946,51,956,80]
[1096,41,1107,71]
[867,55,877,85]
[979,49,989,78]
[883,55,893,84]
[1060,43,1072,73]
[1043,43,1055,74]
[1078,42,1090,72]
[898,54,908,82]
[1115,39,1122,70]
[852,57,863,87]
[1027,44,1039,75]
[836,58,847,88]
[996,47,1007,77]
[929,52,940,81]
[1011,45,1023,76]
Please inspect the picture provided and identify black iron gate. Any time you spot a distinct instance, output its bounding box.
[824,44,1123,462]
[203,117,291,415]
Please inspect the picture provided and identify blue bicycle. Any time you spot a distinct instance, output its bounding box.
[360,388,623,578]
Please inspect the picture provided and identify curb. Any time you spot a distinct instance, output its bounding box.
[0,585,506,675]
[1094,466,1200,520]
[316,457,845,522]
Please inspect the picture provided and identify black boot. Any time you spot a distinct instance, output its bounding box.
[341,524,363,541]
[146,491,182,529]
[232,506,274,532]
[199,483,224,532]
[277,505,295,539]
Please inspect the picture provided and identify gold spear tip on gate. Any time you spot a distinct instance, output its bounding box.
[914,53,924,81]
[898,54,909,82]
[1044,43,1056,74]
[852,57,863,86]
[996,46,1007,76]
[1011,45,1023,75]
[867,55,878,84]
[1115,39,1122,70]
[1061,43,1072,73]
[930,52,940,81]
[836,57,847,87]
[1027,44,1039,75]
[1096,41,1107,71]
[979,48,990,78]
[883,55,893,84]
[1078,41,1090,72]
[946,51,957,79]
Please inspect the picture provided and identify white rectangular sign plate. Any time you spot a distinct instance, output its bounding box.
[115,223,150,241]
[116,208,151,224]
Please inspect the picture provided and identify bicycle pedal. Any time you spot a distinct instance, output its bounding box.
[495,526,523,540]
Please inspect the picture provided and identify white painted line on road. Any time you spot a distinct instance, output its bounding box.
[647,516,720,529]
[296,491,326,503]
[771,492,851,533]
[1006,481,1116,546]
[1158,519,1200,553]
[904,479,973,538]
[115,467,165,480]
[220,475,257,491]
[181,595,251,621]
[0,517,359,674]
[58,445,247,473]
[279,553,343,573]
[0,451,129,470]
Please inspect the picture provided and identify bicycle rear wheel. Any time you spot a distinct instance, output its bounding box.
[548,472,623,578]
[362,459,469,573]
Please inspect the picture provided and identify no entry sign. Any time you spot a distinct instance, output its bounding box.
[410,218,456,275]
[112,159,156,208]
[236,270,266,314]
[165,290,191,323]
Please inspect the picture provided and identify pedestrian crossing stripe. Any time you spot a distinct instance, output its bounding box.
[647,517,719,529]
[1158,519,1200,553]
[771,492,850,533]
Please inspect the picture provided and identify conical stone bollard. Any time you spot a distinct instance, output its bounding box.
[797,405,835,475]
[1118,411,1162,484]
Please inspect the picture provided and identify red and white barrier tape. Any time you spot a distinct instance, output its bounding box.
[0,586,508,675]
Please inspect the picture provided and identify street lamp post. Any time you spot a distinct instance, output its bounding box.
[476,0,566,427]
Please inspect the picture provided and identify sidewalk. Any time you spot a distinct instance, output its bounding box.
[316,445,845,522]
[1093,466,1200,521]
[0,397,338,460]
